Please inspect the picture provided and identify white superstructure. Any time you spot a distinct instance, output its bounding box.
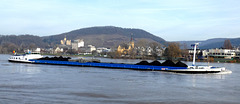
[171,43,232,73]
[8,52,43,63]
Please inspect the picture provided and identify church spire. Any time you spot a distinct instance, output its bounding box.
[64,35,67,41]
[129,33,134,48]
[130,33,133,42]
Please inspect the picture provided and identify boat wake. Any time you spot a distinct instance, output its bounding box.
[214,70,232,74]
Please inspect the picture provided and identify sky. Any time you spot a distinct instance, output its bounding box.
[0,0,240,41]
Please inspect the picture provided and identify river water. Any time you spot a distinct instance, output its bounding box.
[0,54,239,104]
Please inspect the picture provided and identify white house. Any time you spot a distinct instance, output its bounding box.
[74,39,84,47]
[208,48,236,59]
[72,39,84,50]
[234,50,240,59]
[79,45,96,54]
[54,47,63,54]
[96,47,111,53]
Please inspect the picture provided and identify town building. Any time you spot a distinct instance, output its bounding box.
[117,34,134,55]
[61,36,71,46]
[188,48,240,59]
[136,47,146,56]
[188,49,205,59]
[43,48,54,54]
[72,39,84,51]
[34,48,41,53]
[136,46,164,56]
[235,50,240,59]
[24,48,41,53]
[146,47,153,55]
[75,39,84,47]
[87,45,96,52]
[79,45,96,54]
[208,48,236,59]
[54,47,63,54]
[96,47,111,53]
[71,43,78,51]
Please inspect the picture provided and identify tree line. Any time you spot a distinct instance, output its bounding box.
[0,35,48,53]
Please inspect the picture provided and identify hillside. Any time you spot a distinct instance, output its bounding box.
[42,26,167,47]
[0,35,48,48]
[177,38,240,49]
[2,26,238,51]
[0,35,49,53]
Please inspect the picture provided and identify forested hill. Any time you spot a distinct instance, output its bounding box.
[0,35,47,46]
[0,35,48,53]
[176,38,240,49]
[1,26,239,53]
[0,26,166,53]
[42,26,167,47]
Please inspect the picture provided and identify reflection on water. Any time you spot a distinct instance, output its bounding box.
[189,74,226,87]
[17,64,42,74]
[1,63,41,75]
[0,54,239,104]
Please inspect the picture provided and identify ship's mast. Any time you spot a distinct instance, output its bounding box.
[192,43,199,66]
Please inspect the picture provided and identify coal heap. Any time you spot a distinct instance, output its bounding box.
[135,61,149,65]
[38,56,71,61]
[162,60,175,66]
[175,61,188,67]
[149,60,162,66]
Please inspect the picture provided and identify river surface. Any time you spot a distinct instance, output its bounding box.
[0,54,239,104]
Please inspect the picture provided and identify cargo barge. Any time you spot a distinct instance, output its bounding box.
[30,59,187,71]
[8,43,232,74]
[28,58,229,73]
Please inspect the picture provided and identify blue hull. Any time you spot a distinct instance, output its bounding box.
[30,59,188,71]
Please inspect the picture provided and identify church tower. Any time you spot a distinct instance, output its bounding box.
[129,33,134,49]
[117,33,135,55]
[60,35,71,45]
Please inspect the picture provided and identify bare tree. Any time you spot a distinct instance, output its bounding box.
[181,43,189,60]
[128,48,136,59]
[135,39,148,48]
[135,39,149,57]
[28,43,37,50]
[223,40,232,49]
[0,42,16,53]
[148,42,162,59]
[164,42,181,60]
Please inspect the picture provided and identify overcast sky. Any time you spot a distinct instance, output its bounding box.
[0,0,240,41]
